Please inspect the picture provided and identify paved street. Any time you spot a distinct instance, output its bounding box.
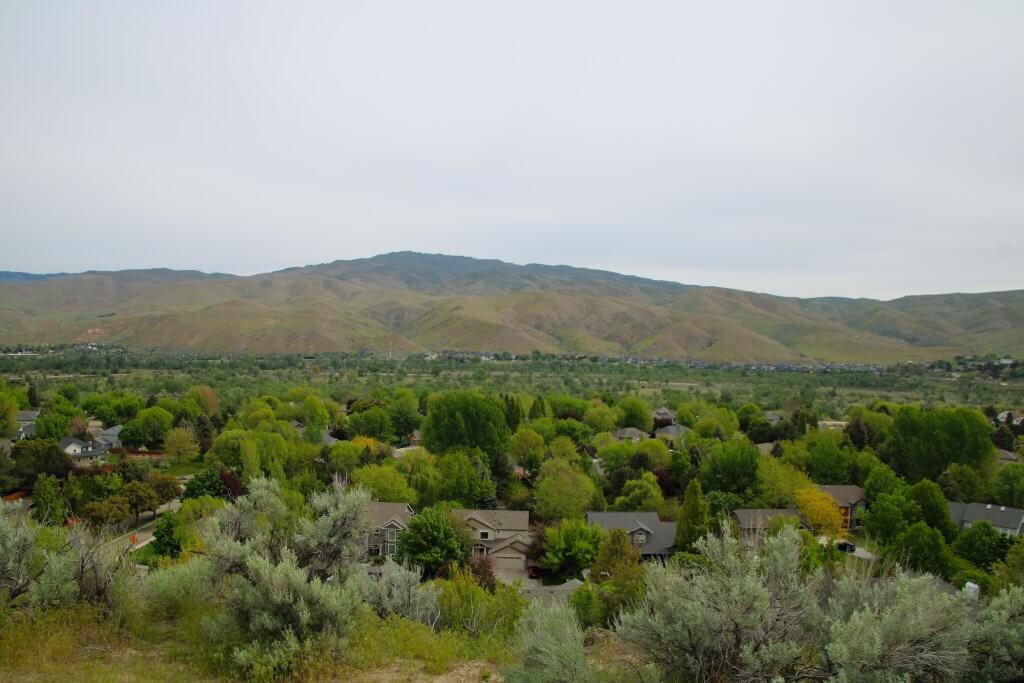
[106,498,181,553]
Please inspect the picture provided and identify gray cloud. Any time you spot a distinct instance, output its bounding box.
[1,1,1022,298]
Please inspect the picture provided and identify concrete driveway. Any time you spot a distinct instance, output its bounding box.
[522,579,582,604]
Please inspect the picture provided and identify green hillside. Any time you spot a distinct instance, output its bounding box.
[0,252,1020,362]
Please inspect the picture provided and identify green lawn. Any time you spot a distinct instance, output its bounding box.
[159,457,206,477]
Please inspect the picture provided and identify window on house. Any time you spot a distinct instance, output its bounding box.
[480,531,489,540]
[386,543,396,555]
[633,533,647,544]
[386,529,397,541]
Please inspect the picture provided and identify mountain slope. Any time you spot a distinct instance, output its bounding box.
[0,253,1019,362]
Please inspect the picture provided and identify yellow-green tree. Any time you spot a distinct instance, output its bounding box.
[794,487,845,538]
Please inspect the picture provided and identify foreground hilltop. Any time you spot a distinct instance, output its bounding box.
[0,252,1021,362]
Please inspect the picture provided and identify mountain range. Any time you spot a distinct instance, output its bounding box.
[1,252,1021,362]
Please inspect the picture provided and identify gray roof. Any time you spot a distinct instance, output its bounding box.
[321,432,339,446]
[732,508,800,531]
[764,412,783,423]
[655,424,690,439]
[614,427,648,441]
[368,502,414,528]
[59,437,91,449]
[452,509,530,533]
[585,511,675,556]
[815,485,865,508]
[755,442,776,455]
[948,502,1024,531]
[653,407,676,419]
[17,410,38,424]
[16,423,35,439]
[99,424,123,436]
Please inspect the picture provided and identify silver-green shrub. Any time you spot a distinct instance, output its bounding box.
[504,602,593,683]
[356,558,440,627]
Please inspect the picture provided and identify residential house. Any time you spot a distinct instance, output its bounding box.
[731,508,801,539]
[948,502,1024,537]
[817,420,848,432]
[654,424,690,442]
[652,407,676,429]
[368,502,415,559]
[585,511,675,559]
[614,427,648,443]
[16,410,38,426]
[95,425,123,450]
[764,412,783,424]
[451,509,532,571]
[815,485,866,530]
[14,422,35,440]
[59,437,108,464]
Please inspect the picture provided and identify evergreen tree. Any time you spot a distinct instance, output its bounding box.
[528,394,548,420]
[502,394,525,431]
[31,473,68,524]
[676,478,709,551]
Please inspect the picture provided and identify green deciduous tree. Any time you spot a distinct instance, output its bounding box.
[351,464,417,504]
[909,478,958,542]
[302,395,330,444]
[699,438,760,496]
[883,406,995,482]
[939,463,989,503]
[397,506,469,576]
[617,396,653,433]
[540,518,606,577]
[612,471,664,512]
[421,391,511,458]
[121,406,174,449]
[121,480,160,524]
[349,406,396,444]
[993,462,1024,508]
[34,413,70,440]
[953,520,1003,571]
[510,426,545,474]
[863,491,920,545]
[533,458,596,520]
[162,426,198,462]
[756,455,813,508]
[895,522,953,579]
[386,388,422,440]
[583,402,618,433]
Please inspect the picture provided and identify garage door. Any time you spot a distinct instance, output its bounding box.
[492,554,526,570]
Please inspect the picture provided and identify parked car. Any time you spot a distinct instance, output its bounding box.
[837,540,856,553]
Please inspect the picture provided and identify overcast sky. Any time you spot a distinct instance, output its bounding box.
[1,2,1022,299]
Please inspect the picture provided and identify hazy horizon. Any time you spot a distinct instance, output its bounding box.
[2,2,1022,299]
